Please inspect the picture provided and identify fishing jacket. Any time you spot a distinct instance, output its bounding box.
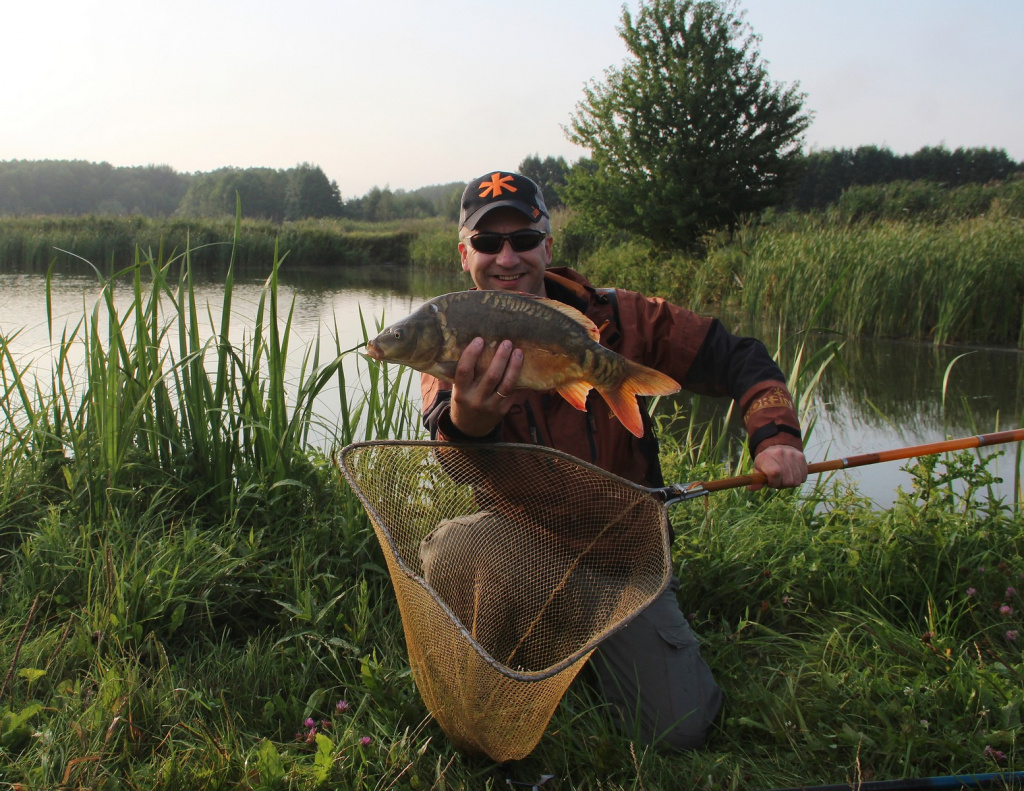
[421,267,802,488]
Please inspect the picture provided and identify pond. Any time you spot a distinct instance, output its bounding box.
[1,261,1021,508]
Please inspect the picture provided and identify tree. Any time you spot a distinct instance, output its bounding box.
[177,167,289,220]
[518,154,569,209]
[564,0,810,250]
[284,163,342,220]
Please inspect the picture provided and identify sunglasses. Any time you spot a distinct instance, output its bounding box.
[467,229,547,254]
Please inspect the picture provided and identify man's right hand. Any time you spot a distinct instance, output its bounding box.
[448,337,524,437]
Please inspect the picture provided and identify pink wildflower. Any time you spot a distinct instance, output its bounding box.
[966,587,977,597]
[336,699,350,713]
[1006,586,1017,599]
[1000,604,1013,617]
[360,736,372,747]
[304,717,316,728]
[984,745,1007,763]
[1006,630,1019,642]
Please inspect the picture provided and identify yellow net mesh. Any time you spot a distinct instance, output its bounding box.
[339,441,671,762]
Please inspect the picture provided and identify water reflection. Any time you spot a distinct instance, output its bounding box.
[1,266,1020,507]
[672,325,1023,506]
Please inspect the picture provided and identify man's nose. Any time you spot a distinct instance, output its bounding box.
[495,239,518,263]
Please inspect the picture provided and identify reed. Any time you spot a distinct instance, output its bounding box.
[741,213,1024,347]
[0,215,418,273]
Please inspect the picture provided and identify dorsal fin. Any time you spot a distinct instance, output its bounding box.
[530,295,601,342]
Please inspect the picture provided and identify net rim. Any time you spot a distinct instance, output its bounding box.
[339,440,673,681]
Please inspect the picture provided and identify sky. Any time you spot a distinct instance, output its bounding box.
[2,0,1022,199]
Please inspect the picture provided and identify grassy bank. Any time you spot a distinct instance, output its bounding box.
[1,237,1022,788]
[0,215,421,273]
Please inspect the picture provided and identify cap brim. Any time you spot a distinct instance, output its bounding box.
[461,201,544,231]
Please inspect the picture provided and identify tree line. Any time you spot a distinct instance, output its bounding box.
[3,145,1016,226]
[0,159,464,224]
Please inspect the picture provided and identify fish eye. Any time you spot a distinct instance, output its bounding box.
[393,329,403,339]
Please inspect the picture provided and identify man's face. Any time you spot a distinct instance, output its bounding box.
[459,208,552,297]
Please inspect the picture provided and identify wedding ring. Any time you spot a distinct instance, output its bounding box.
[495,390,508,398]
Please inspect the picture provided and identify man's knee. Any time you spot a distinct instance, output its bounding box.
[653,688,722,750]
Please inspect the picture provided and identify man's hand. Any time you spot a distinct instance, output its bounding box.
[749,444,808,491]
[448,337,524,437]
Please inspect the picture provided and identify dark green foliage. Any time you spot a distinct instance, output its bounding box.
[177,165,344,221]
[285,163,343,221]
[517,154,570,209]
[829,176,1024,224]
[342,182,463,222]
[0,160,348,222]
[565,0,810,251]
[789,145,1023,211]
[0,160,189,216]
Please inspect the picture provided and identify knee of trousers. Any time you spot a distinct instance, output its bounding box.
[654,682,723,750]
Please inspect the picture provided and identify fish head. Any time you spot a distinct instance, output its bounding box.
[365,303,444,370]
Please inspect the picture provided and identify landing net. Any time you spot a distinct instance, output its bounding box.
[338,441,671,762]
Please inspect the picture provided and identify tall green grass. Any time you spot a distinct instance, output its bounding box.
[741,214,1024,347]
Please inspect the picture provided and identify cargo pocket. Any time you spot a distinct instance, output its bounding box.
[653,619,698,651]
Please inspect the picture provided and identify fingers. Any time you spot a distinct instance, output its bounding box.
[748,445,809,491]
[449,338,523,437]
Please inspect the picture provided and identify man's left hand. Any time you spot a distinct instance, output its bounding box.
[749,445,808,491]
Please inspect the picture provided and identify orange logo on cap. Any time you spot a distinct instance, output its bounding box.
[479,173,517,198]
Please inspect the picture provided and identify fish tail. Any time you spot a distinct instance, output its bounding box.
[597,361,680,438]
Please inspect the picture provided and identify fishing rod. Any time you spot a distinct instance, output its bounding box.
[765,769,1024,790]
[656,428,1024,505]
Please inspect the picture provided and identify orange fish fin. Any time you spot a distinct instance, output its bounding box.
[598,362,681,438]
[534,296,602,342]
[557,380,592,411]
[621,362,681,397]
[595,386,645,438]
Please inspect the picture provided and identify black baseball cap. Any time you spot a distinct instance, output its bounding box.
[459,171,549,231]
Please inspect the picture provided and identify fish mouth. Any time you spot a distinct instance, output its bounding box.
[365,341,383,360]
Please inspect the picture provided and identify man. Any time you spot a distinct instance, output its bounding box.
[421,170,807,749]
